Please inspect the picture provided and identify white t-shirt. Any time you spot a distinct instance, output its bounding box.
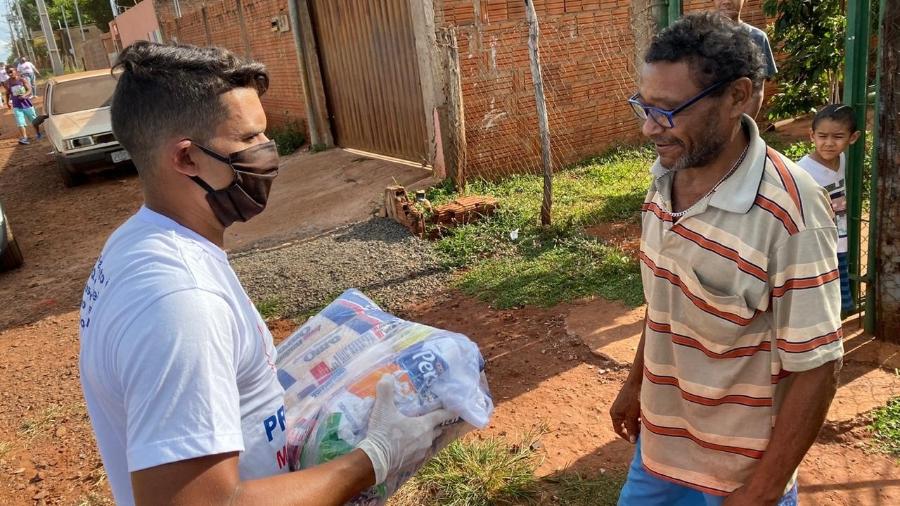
[79,206,289,505]
[797,153,848,253]
[17,62,36,76]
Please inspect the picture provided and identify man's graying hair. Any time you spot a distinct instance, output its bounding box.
[645,12,764,94]
[110,41,269,172]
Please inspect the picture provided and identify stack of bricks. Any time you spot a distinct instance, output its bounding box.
[384,186,426,238]
[154,0,307,129]
[384,186,498,239]
[431,195,499,229]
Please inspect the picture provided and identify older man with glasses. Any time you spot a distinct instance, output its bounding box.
[610,13,843,506]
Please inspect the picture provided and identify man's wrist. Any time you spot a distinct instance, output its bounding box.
[743,475,790,503]
[355,438,387,485]
[625,367,644,387]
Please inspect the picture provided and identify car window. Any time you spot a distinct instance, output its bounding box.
[51,75,117,115]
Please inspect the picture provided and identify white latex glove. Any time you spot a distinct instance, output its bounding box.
[356,375,455,485]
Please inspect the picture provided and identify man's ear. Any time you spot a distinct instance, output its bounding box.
[170,139,199,177]
[849,130,862,145]
[730,77,754,118]
[809,128,817,143]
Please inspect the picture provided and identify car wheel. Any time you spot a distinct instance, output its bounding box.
[56,156,85,187]
[1,222,23,271]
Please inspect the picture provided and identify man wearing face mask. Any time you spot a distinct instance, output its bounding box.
[78,42,453,506]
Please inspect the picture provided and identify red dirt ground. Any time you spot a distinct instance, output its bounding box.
[0,103,897,505]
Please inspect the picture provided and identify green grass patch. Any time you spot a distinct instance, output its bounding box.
[547,470,626,506]
[268,120,306,156]
[871,396,900,457]
[255,296,283,320]
[429,145,653,308]
[457,238,643,308]
[391,430,544,506]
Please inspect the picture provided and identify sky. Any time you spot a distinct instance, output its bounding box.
[0,18,12,63]
[1,0,17,63]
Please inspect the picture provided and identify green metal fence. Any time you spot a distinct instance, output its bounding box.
[657,0,883,332]
[843,0,881,332]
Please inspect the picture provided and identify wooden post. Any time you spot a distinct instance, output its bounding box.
[235,0,253,58]
[201,6,212,47]
[874,0,899,340]
[525,0,552,226]
[446,28,467,191]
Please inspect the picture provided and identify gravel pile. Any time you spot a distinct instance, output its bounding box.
[231,218,452,318]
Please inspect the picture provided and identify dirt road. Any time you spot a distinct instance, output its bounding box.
[0,98,137,504]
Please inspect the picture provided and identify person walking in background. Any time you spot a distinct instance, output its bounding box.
[714,0,777,117]
[0,65,8,134]
[16,57,39,97]
[796,104,860,314]
[614,13,842,505]
[4,66,42,145]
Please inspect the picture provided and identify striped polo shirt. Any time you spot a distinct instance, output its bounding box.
[638,116,844,495]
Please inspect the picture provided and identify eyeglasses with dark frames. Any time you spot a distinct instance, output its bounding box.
[628,79,731,129]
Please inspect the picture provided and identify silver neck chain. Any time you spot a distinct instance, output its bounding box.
[663,142,751,218]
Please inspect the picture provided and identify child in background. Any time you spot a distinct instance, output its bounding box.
[796,104,860,313]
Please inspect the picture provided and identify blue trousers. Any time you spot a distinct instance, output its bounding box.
[837,252,852,313]
[618,439,798,506]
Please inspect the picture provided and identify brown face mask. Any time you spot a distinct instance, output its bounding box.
[190,140,280,227]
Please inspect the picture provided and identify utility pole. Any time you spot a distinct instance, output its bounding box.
[6,12,23,58]
[13,1,35,63]
[73,0,85,41]
[61,8,75,58]
[35,0,62,74]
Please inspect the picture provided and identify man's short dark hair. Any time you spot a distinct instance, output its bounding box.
[111,42,269,172]
[644,12,764,95]
[812,104,858,133]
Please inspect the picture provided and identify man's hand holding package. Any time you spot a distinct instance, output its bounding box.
[357,375,456,485]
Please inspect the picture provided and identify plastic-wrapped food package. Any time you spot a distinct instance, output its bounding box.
[276,289,493,505]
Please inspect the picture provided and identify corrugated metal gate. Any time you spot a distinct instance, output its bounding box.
[309,0,428,163]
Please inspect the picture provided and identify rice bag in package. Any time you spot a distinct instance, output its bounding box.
[275,289,494,505]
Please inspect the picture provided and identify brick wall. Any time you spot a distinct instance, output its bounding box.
[151,1,773,179]
[435,1,774,179]
[436,0,645,179]
[155,0,306,128]
[683,0,769,27]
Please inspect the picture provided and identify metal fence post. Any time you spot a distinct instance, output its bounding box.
[842,0,872,314]
[668,0,682,25]
[657,1,669,29]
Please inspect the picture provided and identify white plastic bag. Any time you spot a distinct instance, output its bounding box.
[276,289,493,505]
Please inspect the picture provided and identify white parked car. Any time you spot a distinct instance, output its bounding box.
[42,70,132,187]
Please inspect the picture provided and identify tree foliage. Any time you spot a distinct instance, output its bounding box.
[763,0,880,120]
[16,0,114,35]
[762,0,846,120]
